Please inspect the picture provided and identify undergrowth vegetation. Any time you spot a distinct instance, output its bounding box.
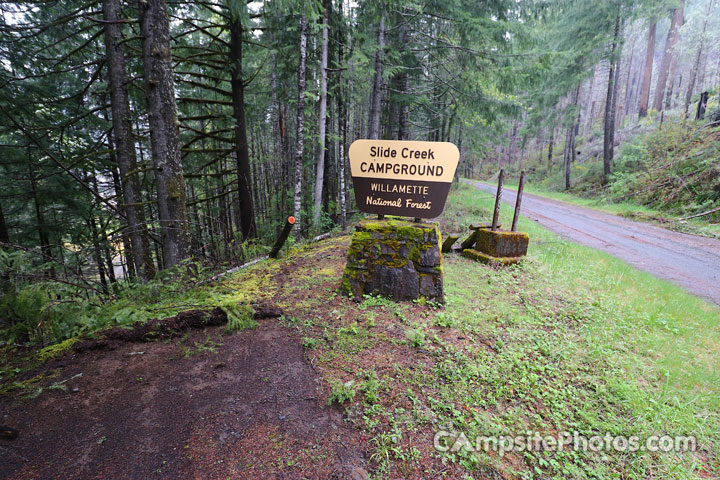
[0,252,272,346]
[488,119,720,237]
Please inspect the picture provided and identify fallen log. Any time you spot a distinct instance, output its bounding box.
[677,206,720,221]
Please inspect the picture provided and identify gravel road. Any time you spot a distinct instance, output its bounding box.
[465,180,720,305]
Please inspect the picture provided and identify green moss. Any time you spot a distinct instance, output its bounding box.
[35,338,78,362]
[357,218,438,246]
[340,276,353,297]
[461,248,523,266]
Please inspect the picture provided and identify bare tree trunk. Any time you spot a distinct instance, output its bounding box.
[683,0,714,118]
[313,0,330,227]
[138,0,189,268]
[547,128,554,168]
[697,49,708,92]
[603,17,621,184]
[368,9,385,139]
[564,125,572,190]
[638,21,656,118]
[665,52,679,110]
[565,84,581,190]
[338,98,347,230]
[684,51,702,118]
[619,30,635,127]
[337,10,349,231]
[611,48,622,132]
[653,3,684,113]
[103,0,155,280]
[293,15,308,239]
[397,14,410,141]
[455,125,463,182]
[89,215,109,293]
[228,12,257,240]
[0,200,9,244]
[343,23,354,219]
[270,50,284,213]
[28,158,55,277]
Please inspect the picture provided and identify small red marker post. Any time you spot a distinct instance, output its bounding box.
[270,216,296,258]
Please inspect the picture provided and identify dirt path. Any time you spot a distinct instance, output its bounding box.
[465,180,720,304]
[0,320,368,479]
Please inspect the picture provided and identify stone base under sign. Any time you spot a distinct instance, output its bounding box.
[341,218,444,304]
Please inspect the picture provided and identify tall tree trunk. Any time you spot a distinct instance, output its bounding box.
[313,0,330,227]
[28,158,54,276]
[89,215,109,293]
[368,9,385,139]
[455,125,463,182]
[638,21,656,118]
[565,84,581,190]
[684,50,702,118]
[564,125,572,190]
[293,15,308,239]
[620,32,635,127]
[397,10,410,141]
[665,52,679,109]
[138,0,189,268]
[103,0,155,280]
[653,3,684,113]
[338,95,347,230]
[91,176,117,285]
[0,200,9,244]
[547,128,554,168]
[337,9,348,231]
[270,50,284,214]
[603,17,621,184]
[228,13,257,240]
[683,0,714,118]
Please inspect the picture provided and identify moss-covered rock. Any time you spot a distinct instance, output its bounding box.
[461,248,524,266]
[341,218,444,303]
[474,228,529,258]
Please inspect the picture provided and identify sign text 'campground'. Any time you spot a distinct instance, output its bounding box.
[348,140,459,218]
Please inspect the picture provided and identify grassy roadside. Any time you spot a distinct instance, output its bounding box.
[469,178,720,239]
[288,183,719,479]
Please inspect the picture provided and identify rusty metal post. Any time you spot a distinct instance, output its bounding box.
[511,170,525,232]
[269,216,296,258]
[491,169,504,231]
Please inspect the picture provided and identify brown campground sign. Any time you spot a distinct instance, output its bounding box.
[348,139,460,218]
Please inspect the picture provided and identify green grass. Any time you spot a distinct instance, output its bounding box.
[431,183,720,478]
[299,184,720,478]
